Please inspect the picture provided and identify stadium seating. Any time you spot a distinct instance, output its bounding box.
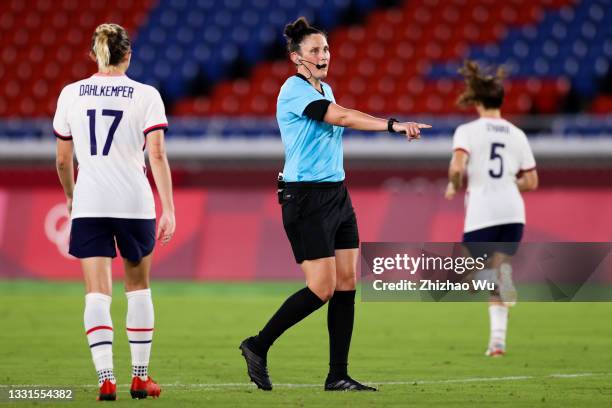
[111,0,377,104]
[4,114,611,141]
[0,0,156,117]
[0,0,609,137]
[172,0,611,119]
[432,0,611,98]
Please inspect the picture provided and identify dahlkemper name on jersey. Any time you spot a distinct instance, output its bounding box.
[53,74,168,220]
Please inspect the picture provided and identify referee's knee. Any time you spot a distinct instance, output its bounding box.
[336,275,356,291]
[309,284,335,302]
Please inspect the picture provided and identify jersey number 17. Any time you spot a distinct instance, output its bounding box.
[86,109,123,156]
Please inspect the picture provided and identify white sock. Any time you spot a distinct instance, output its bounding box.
[473,268,498,284]
[84,293,114,385]
[488,304,508,347]
[126,288,154,380]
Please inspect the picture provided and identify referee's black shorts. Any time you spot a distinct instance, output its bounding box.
[281,181,359,264]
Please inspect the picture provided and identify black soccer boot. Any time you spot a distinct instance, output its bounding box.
[324,375,377,391]
[239,337,272,391]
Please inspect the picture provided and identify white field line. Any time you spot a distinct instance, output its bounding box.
[548,373,596,378]
[0,372,606,390]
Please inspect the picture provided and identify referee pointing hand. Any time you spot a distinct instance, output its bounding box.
[240,16,431,392]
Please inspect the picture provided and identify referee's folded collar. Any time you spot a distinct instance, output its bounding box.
[295,73,325,96]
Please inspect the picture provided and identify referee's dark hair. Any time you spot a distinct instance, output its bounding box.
[283,17,326,53]
[457,60,506,109]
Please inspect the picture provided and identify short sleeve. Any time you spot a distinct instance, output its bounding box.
[519,135,536,171]
[303,99,331,122]
[284,84,326,118]
[53,87,72,140]
[452,125,470,154]
[142,88,168,136]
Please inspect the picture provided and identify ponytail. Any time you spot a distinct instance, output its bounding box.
[91,23,130,70]
[457,60,506,109]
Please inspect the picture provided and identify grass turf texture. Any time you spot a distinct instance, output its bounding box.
[0,280,611,407]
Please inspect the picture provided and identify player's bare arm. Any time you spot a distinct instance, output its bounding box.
[147,129,176,244]
[516,169,538,192]
[445,149,469,200]
[55,138,75,214]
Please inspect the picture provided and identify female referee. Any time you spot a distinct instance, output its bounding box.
[54,23,175,400]
[240,17,431,391]
[445,60,538,357]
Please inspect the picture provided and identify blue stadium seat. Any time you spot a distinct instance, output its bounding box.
[128,0,356,104]
[427,0,611,108]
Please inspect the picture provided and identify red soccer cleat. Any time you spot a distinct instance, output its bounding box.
[485,343,506,357]
[97,379,117,401]
[130,376,161,399]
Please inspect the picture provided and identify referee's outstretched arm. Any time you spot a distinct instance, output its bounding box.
[323,103,432,139]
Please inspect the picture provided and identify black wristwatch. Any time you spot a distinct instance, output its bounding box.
[387,118,399,133]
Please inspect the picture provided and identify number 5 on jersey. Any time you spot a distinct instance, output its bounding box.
[489,142,505,178]
[86,109,123,156]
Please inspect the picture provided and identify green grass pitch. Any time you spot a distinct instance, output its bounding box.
[1,280,611,407]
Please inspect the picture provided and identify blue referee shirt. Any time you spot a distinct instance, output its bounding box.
[276,74,345,182]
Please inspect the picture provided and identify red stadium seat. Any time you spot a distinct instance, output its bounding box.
[0,0,156,118]
[177,0,579,117]
[590,96,612,114]
[0,0,592,119]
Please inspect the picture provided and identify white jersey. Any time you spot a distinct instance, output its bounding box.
[53,73,168,219]
[452,117,536,233]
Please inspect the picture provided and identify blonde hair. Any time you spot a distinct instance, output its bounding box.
[92,23,130,70]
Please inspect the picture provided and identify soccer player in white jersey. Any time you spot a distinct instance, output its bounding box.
[445,60,538,357]
[54,23,175,400]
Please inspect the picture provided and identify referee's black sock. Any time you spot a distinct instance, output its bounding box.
[250,286,325,357]
[327,289,356,380]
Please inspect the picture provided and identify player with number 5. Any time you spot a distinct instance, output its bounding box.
[445,60,538,357]
[54,23,175,400]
